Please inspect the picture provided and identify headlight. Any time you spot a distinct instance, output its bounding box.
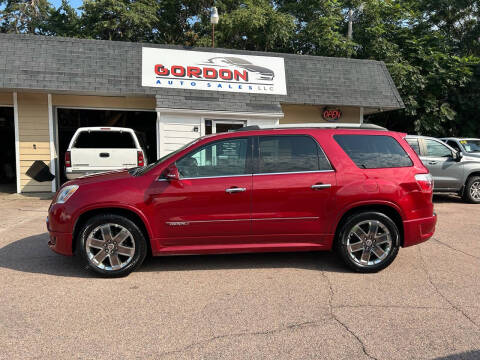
[55,185,79,204]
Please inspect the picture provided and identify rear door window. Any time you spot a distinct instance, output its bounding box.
[334,134,413,169]
[258,135,332,173]
[73,131,136,149]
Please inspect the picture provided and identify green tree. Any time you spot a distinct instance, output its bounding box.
[278,0,355,56]
[80,0,159,41]
[0,0,53,34]
[41,0,81,37]
[195,0,295,51]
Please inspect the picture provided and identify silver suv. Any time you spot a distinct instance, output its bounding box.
[405,135,480,203]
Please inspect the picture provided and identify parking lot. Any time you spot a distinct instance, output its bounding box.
[0,192,479,360]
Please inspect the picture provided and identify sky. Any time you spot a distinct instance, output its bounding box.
[50,0,83,9]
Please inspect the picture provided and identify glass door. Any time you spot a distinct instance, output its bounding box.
[205,119,246,135]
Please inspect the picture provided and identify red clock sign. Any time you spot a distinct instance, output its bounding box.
[322,108,342,122]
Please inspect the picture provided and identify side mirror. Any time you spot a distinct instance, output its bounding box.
[163,164,180,181]
[453,151,463,162]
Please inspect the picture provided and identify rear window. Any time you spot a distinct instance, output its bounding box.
[334,135,413,169]
[73,131,136,149]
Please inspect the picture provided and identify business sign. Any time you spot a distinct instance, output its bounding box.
[322,108,342,122]
[142,47,287,95]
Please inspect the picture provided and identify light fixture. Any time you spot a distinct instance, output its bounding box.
[210,7,219,48]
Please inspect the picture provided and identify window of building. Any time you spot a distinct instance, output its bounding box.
[334,135,413,169]
[258,135,331,174]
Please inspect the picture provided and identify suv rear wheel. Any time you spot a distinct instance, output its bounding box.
[336,212,400,273]
[463,176,480,204]
[78,214,147,277]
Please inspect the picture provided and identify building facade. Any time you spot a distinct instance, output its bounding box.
[0,34,404,193]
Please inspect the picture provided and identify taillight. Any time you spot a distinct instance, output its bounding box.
[137,151,144,167]
[415,173,433,192]
[65,151,71,168]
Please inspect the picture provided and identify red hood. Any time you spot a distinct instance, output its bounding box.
[64,169,133,186]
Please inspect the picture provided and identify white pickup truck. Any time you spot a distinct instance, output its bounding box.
[65,127,147,180]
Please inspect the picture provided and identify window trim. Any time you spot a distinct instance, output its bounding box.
[175,136,253,179]
[334,134,414,169]
[255,134,334,175]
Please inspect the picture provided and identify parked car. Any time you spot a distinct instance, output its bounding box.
[440,137,480,158]
[65,127,147,180]
[48,124,436,277]
[405,135,480,203]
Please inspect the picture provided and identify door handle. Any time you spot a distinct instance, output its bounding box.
[226,187,246,194]
[428,161,437,165]
[311,183,332,190]
[99,153,110,158]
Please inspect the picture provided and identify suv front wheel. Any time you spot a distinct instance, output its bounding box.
[336,212,400,273]
[78,214,148,277]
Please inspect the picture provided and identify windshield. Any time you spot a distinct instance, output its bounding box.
[130,138,200,176]
[460,139,480,153]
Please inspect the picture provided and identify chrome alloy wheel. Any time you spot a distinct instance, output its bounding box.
[85,223,135,271]
[346,220,393,267]
[470,181,480,201]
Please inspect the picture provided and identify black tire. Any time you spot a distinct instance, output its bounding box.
[462,176,480,204]
[335,212,400,273]
[78,214,148,277]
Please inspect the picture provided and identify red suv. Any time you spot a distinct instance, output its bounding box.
[47,125,437,277]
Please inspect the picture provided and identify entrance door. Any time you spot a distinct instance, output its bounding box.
[251,135,336,244]
[0,107,16,193]
[205,119,246,135]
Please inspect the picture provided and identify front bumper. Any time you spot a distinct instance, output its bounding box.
[403,213,437,247]
[47,213,74,256]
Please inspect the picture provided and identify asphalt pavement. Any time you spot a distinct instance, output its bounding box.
[0,192,479,360]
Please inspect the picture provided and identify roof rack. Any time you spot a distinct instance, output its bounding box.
[233,123,387,132]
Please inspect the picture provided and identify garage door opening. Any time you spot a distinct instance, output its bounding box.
[56,109,157,185]
[0,107,16,193]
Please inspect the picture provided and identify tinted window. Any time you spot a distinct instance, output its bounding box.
[177,138,249,178]
[258,135,331,173]
[334,135,413,169]
[446,140,461,152]
[406,138,421,155]
[424,139,452,157]
[73,131,136,149]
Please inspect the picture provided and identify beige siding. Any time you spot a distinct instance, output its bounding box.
[280,104,360,124]
[159,115,201,156]
[0,92,13,106]
[52,95,155,110]
[17,93,52,192]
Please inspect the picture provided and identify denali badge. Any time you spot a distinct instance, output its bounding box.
[166,222,190,226]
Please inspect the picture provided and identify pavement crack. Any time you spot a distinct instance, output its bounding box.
[418,246,480,330]
[320,270,379,360]
[431,237,480,261]
[157,321,320,358]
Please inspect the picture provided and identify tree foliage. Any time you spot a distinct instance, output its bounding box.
[0,0,479,136]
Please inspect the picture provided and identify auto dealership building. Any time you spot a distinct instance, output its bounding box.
[0,34,404,193]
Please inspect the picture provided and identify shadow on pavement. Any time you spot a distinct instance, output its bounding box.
[0,232,349,277]
[433,193,464,203]
[434,350,480,360]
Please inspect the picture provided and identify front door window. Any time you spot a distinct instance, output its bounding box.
[176,138,250,178]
